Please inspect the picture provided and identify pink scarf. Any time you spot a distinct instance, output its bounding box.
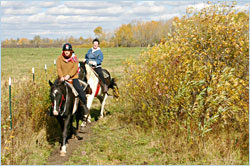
[62,52,78,63]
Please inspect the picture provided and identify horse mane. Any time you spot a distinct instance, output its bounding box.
[54,79,64,86]
[84,63,97,80]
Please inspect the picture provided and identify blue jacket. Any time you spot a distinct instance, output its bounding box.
[85,48,103,67]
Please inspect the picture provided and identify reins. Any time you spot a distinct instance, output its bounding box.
[59,95,65,108]
[51,94,65,110]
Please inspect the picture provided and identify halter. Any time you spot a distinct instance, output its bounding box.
[51,94,66,110]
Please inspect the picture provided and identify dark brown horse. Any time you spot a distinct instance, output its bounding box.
[49,79,91,156]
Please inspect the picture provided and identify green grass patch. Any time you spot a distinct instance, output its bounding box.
[65,112,248,165]
[1,47,145,80]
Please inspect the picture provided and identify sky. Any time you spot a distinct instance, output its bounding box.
[1,0,249,40]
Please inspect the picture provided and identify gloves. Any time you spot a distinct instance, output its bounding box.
[64,75,70,80]
[89,61,97,66]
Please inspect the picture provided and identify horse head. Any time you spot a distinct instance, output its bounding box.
[49,79,66,115]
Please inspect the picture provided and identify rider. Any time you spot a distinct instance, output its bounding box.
[56,43,87,116]
[85,38,108,93]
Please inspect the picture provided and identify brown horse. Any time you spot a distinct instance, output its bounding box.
[49,79,91,156]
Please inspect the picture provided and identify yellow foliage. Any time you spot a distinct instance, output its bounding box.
[124,2,249,138]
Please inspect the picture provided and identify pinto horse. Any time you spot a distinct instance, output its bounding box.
[78,61,119,125]
[49,79,90,156]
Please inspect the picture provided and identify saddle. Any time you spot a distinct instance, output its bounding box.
[64,80,88,114]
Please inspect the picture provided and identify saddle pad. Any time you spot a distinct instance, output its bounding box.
[65,81,78,96]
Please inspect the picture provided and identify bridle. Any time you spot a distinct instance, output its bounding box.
[51,89,66,113]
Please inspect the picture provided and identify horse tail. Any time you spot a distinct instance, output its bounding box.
[110,78,119,98]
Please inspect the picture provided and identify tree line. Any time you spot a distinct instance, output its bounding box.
[1,18,177,48]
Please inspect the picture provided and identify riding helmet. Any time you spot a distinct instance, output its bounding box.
[62,43,73,51]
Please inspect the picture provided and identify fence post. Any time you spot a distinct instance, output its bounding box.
[9,77,12,130]
[45,64,47,80]
[32,67,35,82]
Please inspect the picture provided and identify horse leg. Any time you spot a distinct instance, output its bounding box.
[86,94,95,123]
[60,115,71,156]
[99,93,108,119]
[74,110,83,139]
[56,117,64,145]
[81,95,94,127]
[69,116,75,139]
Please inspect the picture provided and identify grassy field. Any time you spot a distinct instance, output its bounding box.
[1,47,145,81]
[1,47,146,164]
[1,47,248,165]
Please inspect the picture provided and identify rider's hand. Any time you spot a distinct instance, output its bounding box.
[89,61,97,66]
[60,77,65,81]
[64,75,70,80]
[92,61,97,66]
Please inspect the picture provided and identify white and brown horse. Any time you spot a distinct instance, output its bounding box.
[78,61,119,126]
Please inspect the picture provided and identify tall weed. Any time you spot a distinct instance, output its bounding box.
[1,66,57,164]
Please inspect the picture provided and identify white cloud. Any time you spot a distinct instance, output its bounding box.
[2,0,248,40]
[2,7,41,15]
[1,1,27,9]
[235,3,249,11]
[128,1,165,15]
[1,16,25,24]
[27,13,56,23]
[35,1,59,8]
[161,1,193,6]
[64,1,113,9]
[47,4,124,16]
[151,13,182,20]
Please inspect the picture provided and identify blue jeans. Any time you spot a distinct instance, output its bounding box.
[73,79,87,105]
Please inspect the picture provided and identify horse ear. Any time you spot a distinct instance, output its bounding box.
[49,80,53,87]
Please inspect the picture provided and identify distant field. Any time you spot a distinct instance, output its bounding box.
[1,47,146,81]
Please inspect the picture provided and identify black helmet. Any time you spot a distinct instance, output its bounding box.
[62,43,72,51]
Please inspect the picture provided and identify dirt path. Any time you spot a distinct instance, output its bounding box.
[47,122,95,165]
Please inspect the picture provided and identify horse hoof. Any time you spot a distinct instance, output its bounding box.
[81,122,87,127]
[74,135,79,140]
[60,151,66,157]
[53,110,59,116]
[76,135,83,140]
[99,116,103,119]
[79,126,85,133]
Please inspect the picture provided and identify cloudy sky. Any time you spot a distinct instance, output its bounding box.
[1,0,249,40]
